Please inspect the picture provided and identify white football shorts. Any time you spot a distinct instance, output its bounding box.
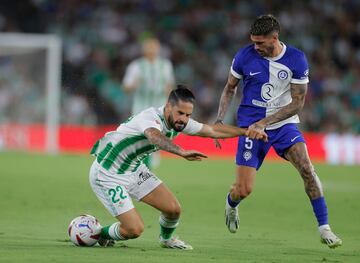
[89,160,162,216]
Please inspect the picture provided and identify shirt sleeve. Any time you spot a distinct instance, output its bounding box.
[182,118,203,135]
[135,110,163,134]
[290,53,309,84]
[230,50,244,79]
[123,61,140,87]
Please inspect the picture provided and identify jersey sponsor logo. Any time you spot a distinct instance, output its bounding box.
[277,70,288,80]
[249,71,261,76]
[252,99,282,108]
[261,83,274,101]
[243,150,252,161]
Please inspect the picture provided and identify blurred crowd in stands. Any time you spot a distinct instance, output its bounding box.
[0,0,359,133]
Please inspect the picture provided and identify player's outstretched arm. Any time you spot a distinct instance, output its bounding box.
[196,124,268,142]
[144,128,207,161]
[246,83,307,139]
[214,72,240,149]
[258,83,307,128]
[215,72,240,123]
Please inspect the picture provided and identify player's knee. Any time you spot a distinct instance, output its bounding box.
[232,183,252,199]
[163,201,181,218]
[240,185,253,199]
[123,222,144,239]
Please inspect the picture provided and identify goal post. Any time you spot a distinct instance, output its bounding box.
[0,33,62,153]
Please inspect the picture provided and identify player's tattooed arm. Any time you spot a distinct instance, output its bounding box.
[144,128,183,154]
[259,83,307,127]
[214,72,240,149]
[144,128,207,161]
[246,83,307,139]
[215,72,240,122]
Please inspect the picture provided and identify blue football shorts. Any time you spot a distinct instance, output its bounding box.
[236,123,306,170]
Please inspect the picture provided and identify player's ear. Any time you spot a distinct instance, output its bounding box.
[272,31,279,40]
[165,101,172,111]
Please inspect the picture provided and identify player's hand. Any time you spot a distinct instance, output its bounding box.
[214,138,224,149]
[214,119,225,149]
[246,122,268,142]
[181,150,208,161]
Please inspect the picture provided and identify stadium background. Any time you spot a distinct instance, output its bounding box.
[1,0,360,164]
[1,0,360,129]
[0,1,360,263]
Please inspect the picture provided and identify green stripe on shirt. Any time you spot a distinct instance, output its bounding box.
[102,135,147,170]
[118,144,156,173]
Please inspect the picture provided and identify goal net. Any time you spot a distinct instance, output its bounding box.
[0,33,61,153]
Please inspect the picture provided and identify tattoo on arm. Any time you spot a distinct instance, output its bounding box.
[144,128,183,156]
[261,83,307,127]
[216,72,239,121]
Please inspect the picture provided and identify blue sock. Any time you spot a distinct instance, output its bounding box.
[311,197,328,226]
[227,193,241,208]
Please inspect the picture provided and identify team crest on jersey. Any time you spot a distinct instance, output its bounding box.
[261,83,274,101]
[277,70,288,80]
[243,150,252,161]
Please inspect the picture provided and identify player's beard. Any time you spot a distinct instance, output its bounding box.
[168,113,187,132]
[256,44,274,57]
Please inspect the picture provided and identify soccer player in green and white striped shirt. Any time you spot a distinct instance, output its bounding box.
[89,86,268,249]
[123,38,175,168]
[123,38,174,115]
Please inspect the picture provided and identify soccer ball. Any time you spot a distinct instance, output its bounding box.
[68,214,102,246]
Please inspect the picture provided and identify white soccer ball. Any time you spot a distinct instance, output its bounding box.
[68,214,102,246]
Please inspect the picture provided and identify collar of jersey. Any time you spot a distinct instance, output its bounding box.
[265,42,286,61]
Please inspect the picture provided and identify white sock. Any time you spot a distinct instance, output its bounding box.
[159,214,179,228]
[108,222,126,240]
[318,224,331,233]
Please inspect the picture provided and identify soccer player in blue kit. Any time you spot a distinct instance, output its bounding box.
[215,14,342,248]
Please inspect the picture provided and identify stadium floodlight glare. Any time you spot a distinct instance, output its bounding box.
[0,33,62,153]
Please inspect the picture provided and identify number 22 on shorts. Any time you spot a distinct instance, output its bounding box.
[108,185,127,203]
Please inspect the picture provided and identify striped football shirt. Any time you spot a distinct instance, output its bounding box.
[91,106,203,174]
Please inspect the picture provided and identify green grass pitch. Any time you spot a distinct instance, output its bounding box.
[0,152,359,263]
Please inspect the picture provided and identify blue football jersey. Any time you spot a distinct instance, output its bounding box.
[231,43,309,130]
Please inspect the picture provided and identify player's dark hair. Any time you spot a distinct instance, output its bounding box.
[168,85,196,105]
[250,14,280,36]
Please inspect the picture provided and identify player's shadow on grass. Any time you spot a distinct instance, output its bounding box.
[57,239,178,252]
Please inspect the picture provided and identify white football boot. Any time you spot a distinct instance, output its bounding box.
[319,225,342,249]
[160,236,193,250]
[98,237,115,247]
[225,198,239,233]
